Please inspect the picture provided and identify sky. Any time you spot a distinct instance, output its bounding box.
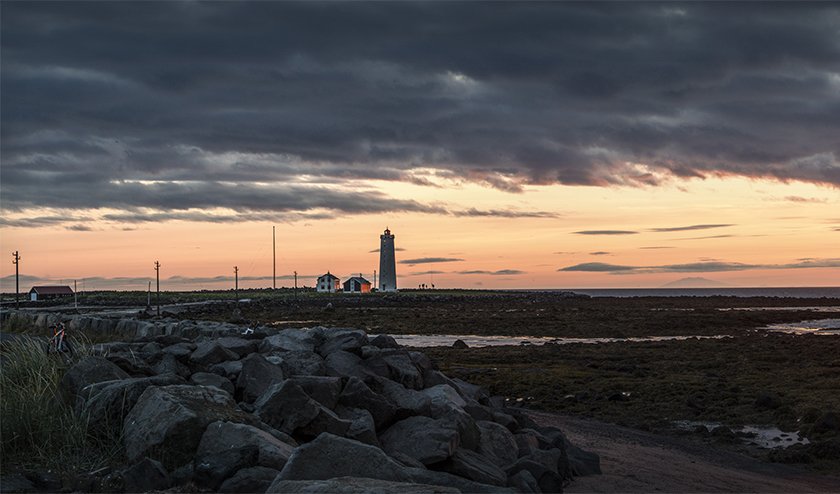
[1,1,839,292]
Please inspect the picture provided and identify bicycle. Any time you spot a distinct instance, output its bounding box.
[47,321,74,357]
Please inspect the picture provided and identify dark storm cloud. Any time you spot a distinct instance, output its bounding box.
[456,269,526,276]
[399,257,465,265]
[3,2,839,226]
[648,224,733,233]
[574,230,638,236]
[560,258,840,274]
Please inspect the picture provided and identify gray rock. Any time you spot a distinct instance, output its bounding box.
[209,360,243,381]
[325,350,374,380]
[0,474,36,493]
[335,406,380,447]
[360,345,382,359]
[451,377,491,405]
[370,334,400,349]
[218,466,280,494]
[318,330,368,357]
[405,468,516,493]
[198,421,296,471]
[193,445,260,492]
[567,445,601,476]
[506,470,540,493]
[297,404,352,439]
[58,356,130,406]
[368,376,432,420]
[338,377,396,430]
[382,353,424,390]
[80,373,188,438]
[477,420,519,468]
[190,372,235,395]
[379,416,459,466]
[152,353,192,379]
[268,476,460,494]
[121,457,171,493]
[294,375,343,409]
[260,333,316,354]
[423,385,481,451]
[160,342,195,362]
[122,384,251,470]
[435,447,508,487]
[280,350,326,376]
[253,379,320,435]
[274,433,414,483]
[503,457,566,493]
[236,353,287,403]
[190,341,240,367]
[216,336,258,357]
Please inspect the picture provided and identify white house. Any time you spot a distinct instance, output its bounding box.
[316,272,341,293]
[343,276,371,294]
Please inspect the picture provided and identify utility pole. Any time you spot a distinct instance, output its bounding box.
[294,270,298,299]
[74,280,78,311]
[273,226,276,290]
[234,266,239,307]
[12,251,20,309]
[374,270,377,291]
[154,261,161,316]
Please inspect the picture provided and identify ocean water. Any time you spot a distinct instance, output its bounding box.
[562,287,840,298]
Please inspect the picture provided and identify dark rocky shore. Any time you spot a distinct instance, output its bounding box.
[2,290,839,492]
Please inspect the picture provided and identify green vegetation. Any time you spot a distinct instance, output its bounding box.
[0,338,124,477]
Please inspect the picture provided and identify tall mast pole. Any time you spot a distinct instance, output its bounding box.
[234,266,239,307]
[273,226,276,290]
[12,251,20,309]
[154,261,161,316]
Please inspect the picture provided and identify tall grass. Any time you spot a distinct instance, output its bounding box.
[0,338,124,476]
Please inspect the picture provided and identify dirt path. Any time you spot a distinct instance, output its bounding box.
[527,411,840,493]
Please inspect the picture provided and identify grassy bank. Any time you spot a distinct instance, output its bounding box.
[0,338,124,477]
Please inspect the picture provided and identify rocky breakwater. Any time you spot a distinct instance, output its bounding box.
[7,325,601,493]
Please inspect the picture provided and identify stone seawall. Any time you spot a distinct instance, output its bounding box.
[0,310,246,340]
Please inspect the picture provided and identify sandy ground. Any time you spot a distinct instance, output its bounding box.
[527,411,840,493]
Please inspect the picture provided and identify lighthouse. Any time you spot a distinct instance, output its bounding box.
[379,228,397,292]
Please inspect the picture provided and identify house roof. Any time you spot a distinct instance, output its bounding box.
[317,273,340,281]
[345,277,371,284]
[30,285,74,295]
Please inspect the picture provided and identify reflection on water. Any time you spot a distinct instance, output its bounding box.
[673,421,809,449]
[763,318,840,334]
[388,334,729,348]
[720,306,840,312]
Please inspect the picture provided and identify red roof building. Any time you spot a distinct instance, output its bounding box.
[29,285,74,301]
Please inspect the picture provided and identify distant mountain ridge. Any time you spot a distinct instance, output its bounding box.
[659,277,733,288]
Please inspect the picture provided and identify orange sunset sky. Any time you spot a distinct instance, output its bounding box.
[2,2,838,291]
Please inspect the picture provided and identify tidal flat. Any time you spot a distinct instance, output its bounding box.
[216,291,840,475]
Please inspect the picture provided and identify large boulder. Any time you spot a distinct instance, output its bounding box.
[476,420,519,468]
[367,376,432,420]
[193,445,260,492]
[218,466,280,494]
[325,350,374,380]
[335,406,380,447]
[189,341,240,368]
[80,374,188,438]
[380,352,424,390]
[338,377,396,431]
[190,372,235,396]
[277,350,326,376]
[293,375,343,409]
[58,356,130,406]
[316,329,369,357]
[379,416,459,466]
[273,433,414,483]
[120,457,171,493]
[268,477,459,494]
[151,353,192,379]
[259,333,316,354]
[253,378,351,439]
[236,353,286,403]
[122,385,252,470]
[434,447,508,487]
[198,421,296,471]
[216,336,258,358]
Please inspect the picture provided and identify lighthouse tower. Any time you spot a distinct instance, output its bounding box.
[379,228,397,292]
